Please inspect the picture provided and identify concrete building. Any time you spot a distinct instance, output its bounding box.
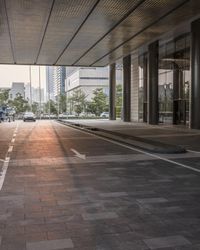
[46,66,66,100]
[2,1,200,129]
[46,66,55,101]
[25,83,44,104]
[9,82,25,100]
[65,67,109,100]
[53,66,66,98]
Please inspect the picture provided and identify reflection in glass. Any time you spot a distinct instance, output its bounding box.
[159,34,190,125]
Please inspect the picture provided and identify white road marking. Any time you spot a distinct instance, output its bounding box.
[0,157,10,190]
[70,148,86,160]
[59,122,200,174]
[0,122,19,191]
[187,149,200,154]
[8,145,13,153]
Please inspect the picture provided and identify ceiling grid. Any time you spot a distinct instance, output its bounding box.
[0,0,199,66]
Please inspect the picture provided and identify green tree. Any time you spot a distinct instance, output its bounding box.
[116,84,122,118]
[90,88,108,116]
[0,89,10,106]
[58,94,67,113]
[69,89,87,116]
[32,102,39,114]
[11,93,30,114]
[44,100,57,115]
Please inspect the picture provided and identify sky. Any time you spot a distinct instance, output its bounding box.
[0,65,46,90]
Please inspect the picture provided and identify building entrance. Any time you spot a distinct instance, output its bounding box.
[159,34,190,126]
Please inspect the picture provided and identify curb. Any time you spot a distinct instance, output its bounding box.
[57,120,186,154]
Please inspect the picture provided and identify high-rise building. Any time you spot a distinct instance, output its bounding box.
[9,82,25,100]
[46,66,55,101]
[46,66,66,100]
[25,83,44,104]
[53,66,66,98]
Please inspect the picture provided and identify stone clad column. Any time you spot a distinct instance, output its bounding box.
[143,54,148,123]
[109,63,116,120]
[123,55,131,122]
[148,41,159,125]
[191,18,200,129]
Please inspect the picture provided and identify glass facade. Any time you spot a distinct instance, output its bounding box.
[138,53,147,122]
[159,33,190,125]
[137,33,190,126]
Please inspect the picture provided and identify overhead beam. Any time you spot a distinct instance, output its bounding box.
[54,0,101,65]
[90,0,189,67]
[35,0,55,64]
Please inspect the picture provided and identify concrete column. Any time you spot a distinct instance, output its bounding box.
[143,54,148,123]
[130,56,139,122]
[191,19,200,129]
[109,63,116,120]
[173,65,179,125]
[123,55,131,122]
[148,41,159,125]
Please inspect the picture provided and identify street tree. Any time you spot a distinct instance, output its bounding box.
[11,93,30,114]
[90,88,108,116]
[69,89,87,116]
[116,84,122,117]
[58,94,67,113]
[44,100,57,115]
[0,89,10,106]
[32,102,39,114]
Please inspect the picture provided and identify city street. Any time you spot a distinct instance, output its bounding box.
[1,120,200,249]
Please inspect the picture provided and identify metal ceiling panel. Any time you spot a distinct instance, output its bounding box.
[93,0,200,67]
[6,0,53,64]
[56,0,143,66]
[76,0,187,66]
[37,0,98,65]
[0,0,14,63]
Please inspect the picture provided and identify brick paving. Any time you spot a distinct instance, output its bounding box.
[0,120,200,249]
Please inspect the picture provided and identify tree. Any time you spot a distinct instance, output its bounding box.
[90,88,108,116]
[11,93,30,114]
[32,102,39,114]
[44,100,57,114]
[58,94,67,114]
[0,89,10,106]
[116,84,122,118]
[69,89,87,116]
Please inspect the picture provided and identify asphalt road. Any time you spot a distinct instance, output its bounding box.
[1,120,200,250]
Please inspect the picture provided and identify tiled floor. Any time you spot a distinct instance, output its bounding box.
[0,120,200,249]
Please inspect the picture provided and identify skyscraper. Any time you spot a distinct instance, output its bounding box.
[46,66,55,101]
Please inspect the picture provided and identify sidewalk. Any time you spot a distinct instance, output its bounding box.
[62,119,200,153]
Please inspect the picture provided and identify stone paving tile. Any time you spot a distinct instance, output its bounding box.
[99,192,128,198]
[137,197,169,204]
[3,121,200,249]
[82,212,118,220]
[26,238,74,250]
[143,235,191,249]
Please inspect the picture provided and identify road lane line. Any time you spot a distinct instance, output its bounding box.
[59,122,200,174]
[187,149,200,153]
[8,146,13,153]
[0,123,19,191]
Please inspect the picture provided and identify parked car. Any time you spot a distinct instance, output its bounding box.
[23,112,36,122]
[100,112,109,118]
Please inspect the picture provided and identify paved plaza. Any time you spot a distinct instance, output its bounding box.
[1,120,200,249]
